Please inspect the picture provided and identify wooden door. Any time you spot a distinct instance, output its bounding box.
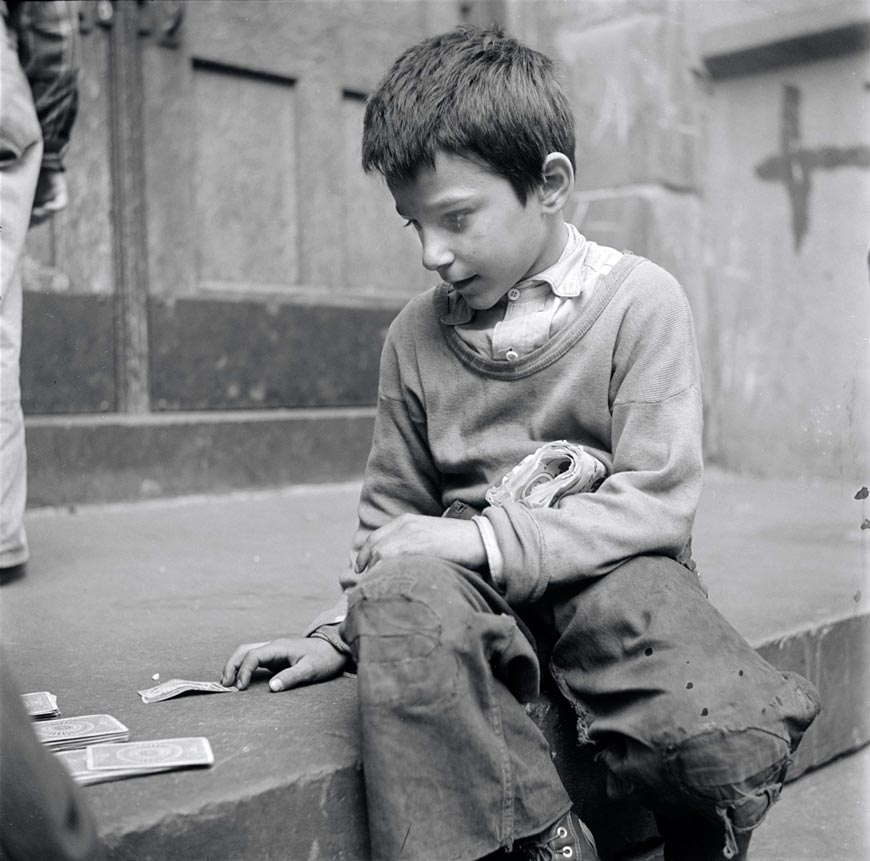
[22,0,466,417]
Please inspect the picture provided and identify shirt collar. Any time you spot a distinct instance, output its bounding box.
[440,224,589,326]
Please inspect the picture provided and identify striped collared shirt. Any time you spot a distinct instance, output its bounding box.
[442,223,623,361]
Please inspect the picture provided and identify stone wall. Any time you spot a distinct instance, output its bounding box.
[508,0,870,481]
[18,0,870,505]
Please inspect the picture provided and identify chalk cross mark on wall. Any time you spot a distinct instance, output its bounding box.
[755,84,870,251]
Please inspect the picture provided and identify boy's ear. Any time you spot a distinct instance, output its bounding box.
[538,153,574,213]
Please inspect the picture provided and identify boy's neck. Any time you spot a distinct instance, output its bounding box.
[522,219,570,284]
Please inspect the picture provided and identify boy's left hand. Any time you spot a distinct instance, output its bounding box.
[354,514,486,573]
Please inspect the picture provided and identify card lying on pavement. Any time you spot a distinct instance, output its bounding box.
[56,749,176,786]
[22,691,59,718]
[86,737,214,772]
[35,714,129,751]
[138,678,236,703]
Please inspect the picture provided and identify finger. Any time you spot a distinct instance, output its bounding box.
[268,657,321,692]
[222,644,255,687]
[355,520,396,572]
[355,534,374,573]
[221,641,269,686]
[234,642,292,690]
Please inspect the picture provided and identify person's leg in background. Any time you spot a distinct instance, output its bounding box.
[547,555,820,860]
[0,15,43,580]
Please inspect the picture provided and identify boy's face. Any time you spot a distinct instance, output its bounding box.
[389,151,566,310]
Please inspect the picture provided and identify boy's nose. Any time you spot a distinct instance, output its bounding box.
[420,231,454,272]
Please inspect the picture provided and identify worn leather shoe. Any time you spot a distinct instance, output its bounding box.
[514,810,600,860]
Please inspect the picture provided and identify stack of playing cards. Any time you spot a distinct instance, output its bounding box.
[57,738,214,785]
[138,678,235,703]
[22,691,59,719]
[34,714,129,751]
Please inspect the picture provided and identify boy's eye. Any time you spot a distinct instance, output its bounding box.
[443,212,467,231]
[403,219,421,232]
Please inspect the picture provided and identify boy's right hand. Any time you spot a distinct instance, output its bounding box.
[221,637,348,692]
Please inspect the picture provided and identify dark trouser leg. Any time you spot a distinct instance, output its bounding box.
[653,807,752,861]
[341,555,571,861]
[547,555,820,860]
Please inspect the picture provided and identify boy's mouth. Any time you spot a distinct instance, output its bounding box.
[450,275,477,290]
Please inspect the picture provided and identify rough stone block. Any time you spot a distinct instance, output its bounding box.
[570,188,705,311]
[25,409,375,506]
[551,12,701,191]
[149,295,396,409]
[21,292,117,414]
[757,613,870,780]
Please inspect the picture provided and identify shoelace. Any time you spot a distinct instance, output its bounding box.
[519,823,579,860]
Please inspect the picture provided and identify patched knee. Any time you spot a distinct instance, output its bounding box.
[343,561,463,708]
[602,727,790,816]
[345,560,442,645]
[673,726,789,785]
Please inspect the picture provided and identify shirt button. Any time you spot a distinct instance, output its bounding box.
[507,288,521,301]
[505,349,519,362]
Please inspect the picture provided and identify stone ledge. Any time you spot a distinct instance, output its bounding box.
[4,474,863,859]
[756,613,870,778]
[25,409,375,506]
[700,0,870,79]
[89,612,867,860]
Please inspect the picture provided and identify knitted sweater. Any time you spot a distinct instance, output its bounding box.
[312,253,703,629]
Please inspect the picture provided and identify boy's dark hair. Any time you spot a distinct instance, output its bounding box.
[362,26,576,204]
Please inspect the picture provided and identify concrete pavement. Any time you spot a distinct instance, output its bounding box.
[0,469,867,858]
[749,745,870,861]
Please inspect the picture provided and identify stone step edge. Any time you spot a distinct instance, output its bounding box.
[25,408,377,507]
[754,610,868,779]
[96,612,867,859]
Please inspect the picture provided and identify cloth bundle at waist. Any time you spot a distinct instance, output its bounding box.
[485,441,606,509]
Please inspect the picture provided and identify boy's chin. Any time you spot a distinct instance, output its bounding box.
[467,295,510,312]
[460,285,511,311]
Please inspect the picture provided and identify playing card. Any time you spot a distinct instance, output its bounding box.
[56,749,175,786]
[86,737,214,771]
[55,749,91,782]
[35,714,129,751]
[22,691,59,718]
[138,678,236,703]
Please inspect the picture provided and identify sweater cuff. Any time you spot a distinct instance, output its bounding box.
[302,594,349,638]
[472,515,506,594]
[308,622,352,656]
[481,504,547,605]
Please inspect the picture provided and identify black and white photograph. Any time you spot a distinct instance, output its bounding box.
[0,1,867,859]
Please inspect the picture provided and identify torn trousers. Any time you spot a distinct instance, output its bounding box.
[340,554,820,861]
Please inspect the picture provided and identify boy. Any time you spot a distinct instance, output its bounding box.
[222,26,819,861]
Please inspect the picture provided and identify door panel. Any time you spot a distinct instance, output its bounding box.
[21,6,116,414]
[22,0,466,415]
